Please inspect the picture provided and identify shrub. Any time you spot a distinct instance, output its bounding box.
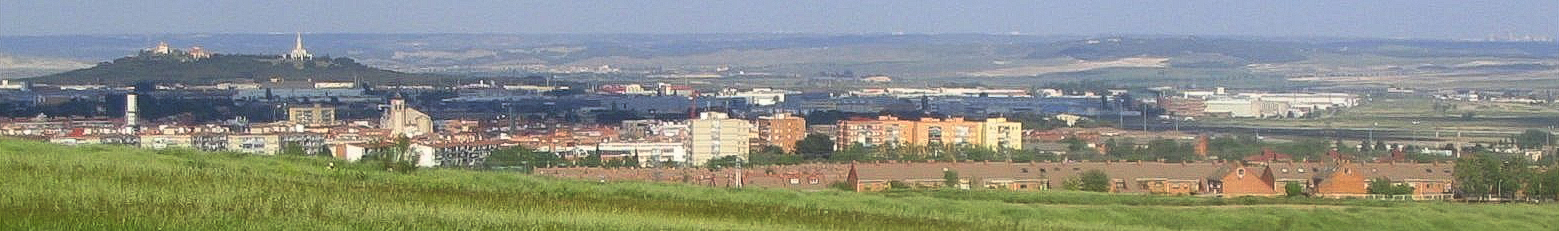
[828,181,855,191]
[1078,170,1111,192]
[1285,182,1304,197]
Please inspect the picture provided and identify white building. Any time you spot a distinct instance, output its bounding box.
[1238,93,1358,110]
[595,142,688,167]
[1204,98,1261,118]
[718,88,795,106]
[314,82,356,89]
[287,32,312,60]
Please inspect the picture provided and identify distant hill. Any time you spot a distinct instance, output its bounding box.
[23,52,450,85]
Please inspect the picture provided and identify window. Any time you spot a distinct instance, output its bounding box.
[1237,169,1246,177]
[1021,168,1029,173]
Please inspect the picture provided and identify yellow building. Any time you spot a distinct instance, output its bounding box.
[689,112,751,165]
[980,118,1022,150]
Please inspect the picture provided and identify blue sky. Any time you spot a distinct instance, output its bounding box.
[2,0,1555,39]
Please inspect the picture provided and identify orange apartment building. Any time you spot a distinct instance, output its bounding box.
[836,115,1022,150]
[756,113,807,152]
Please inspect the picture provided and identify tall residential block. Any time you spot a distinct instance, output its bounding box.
[287,103,337,126]
[756,113,807,152]
[689,112,751,165]
[125,93,139,131]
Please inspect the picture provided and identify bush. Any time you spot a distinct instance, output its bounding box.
[888,180,912,189]
[1078,170,1111,192]
[1285,182,1304,197]
[1367,178,1414,196]
[943,170,961,189]
[828,181,855,191]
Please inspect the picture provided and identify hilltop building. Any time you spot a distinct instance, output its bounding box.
[139,41,213,61]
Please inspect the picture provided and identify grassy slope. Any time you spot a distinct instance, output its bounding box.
[1201,96,1559,133]
[2,140,1556,231]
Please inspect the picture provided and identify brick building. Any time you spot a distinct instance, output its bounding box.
[756,113,807,152]
[1212,164,1279,197]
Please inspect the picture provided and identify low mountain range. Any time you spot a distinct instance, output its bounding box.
[2,34,1555,87]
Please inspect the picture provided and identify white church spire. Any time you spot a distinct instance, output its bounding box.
[287,32,312,60]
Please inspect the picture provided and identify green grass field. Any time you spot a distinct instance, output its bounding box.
[1202,96,1559,138]
[3,139,1557,230]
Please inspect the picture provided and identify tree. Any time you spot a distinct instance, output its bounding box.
[704,156,741,171]
[581,152,603,168]
[943,170,961,189]
[1455,154,1524,198]
[963,146,997,161]
[1514,129,1554,149]
[623,153,641,168]
[830,144,870,162]
[1528,168,1559,200]
[1367,178,1414,196]
[794,134,835,160]
[281,141,307,156]
[485,146,538,170]
[1062,136,1087,152]
[1078,169,1111,192]
[1062,176,1083,190]
[1285,182,1305,197]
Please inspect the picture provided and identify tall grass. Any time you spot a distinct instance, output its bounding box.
[2,139,1556,230]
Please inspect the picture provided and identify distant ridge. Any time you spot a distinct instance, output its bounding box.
[24,53,450,85]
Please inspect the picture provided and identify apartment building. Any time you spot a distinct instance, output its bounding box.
[689,112,751,165]
[836,115,1023,150]
[287,104,337,126]
[756,113,807,152]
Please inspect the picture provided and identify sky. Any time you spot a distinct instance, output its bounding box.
[2,0,1557,39]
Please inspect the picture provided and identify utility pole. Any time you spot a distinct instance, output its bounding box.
[734,157,743,189]
[1141,103,1148,131]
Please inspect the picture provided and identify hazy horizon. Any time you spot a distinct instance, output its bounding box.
[3,1,1557,40]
